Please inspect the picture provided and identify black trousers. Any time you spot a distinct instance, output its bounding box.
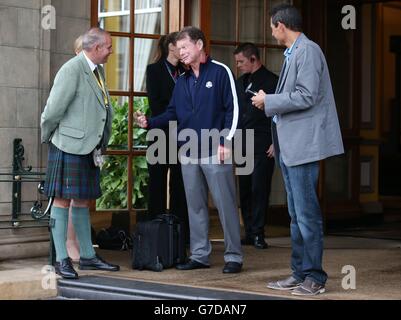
[147,162,189,244]
[238,154,275,237]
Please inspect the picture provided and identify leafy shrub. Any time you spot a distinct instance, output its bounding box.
[96,98,150,210]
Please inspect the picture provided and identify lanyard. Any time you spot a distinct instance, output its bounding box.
[164,61,179,83]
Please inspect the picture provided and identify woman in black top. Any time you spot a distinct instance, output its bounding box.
[145,32,189,244]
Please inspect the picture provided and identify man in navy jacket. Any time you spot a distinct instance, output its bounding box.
[136,26,243,273]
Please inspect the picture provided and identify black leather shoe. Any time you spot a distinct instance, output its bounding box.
[254,235,268,249]
[222,262,242,274]
[55,258,78,279]
[176,259,210,270]
[79,255,120,271]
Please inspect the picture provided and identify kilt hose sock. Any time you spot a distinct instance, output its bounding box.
[50,207,69,262]
[71,207,96,259]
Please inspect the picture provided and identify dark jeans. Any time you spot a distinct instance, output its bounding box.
[239,154,275,237]
[279,155,328,285]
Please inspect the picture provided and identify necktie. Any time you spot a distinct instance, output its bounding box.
[93,67,101,83]
[93,67,109,106]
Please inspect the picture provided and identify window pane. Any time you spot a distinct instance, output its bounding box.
[189,0,200,28]
[325,151,352,202]
[211,0,236,41]
[104,37,130,91]
[108,96,129,151]
[266,48,284,76]
[99,0,130,33]
[132,156,149,209]
[135,0,166,35]
[211,45,236,72]
[97,155,128,210]
[239,0,264,43]
[133,97,150,150]
[134,38,158,92]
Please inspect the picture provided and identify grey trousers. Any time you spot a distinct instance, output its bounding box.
[181,158,243,265]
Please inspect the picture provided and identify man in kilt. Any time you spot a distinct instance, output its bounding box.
[41,27,119,279]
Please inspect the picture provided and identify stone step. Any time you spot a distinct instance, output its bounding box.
[0,258,57,300]
[57,275,282,300]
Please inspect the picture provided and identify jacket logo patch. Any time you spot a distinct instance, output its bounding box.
[206,81,213,89]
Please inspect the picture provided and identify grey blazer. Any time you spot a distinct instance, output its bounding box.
[264,33,344,167]
[41,52,113,155]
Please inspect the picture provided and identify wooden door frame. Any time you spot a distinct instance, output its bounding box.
[303,0,362,222]
[89,0,178,229]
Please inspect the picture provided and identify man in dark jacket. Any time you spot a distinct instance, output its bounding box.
[234,43,278,249]
[136,27,243,274]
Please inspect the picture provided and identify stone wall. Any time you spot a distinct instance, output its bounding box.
[0,0,90,260]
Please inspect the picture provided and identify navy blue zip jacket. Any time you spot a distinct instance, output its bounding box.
[148,57,239,158]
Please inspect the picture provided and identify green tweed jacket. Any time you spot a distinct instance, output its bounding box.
[41,52,113,155]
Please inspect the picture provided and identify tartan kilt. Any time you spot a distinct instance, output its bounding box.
[44,143,101,199]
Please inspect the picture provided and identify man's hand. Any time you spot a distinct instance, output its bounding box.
[134,111,148,128]
[266,144,275,158]
[218,145,231,163]
[251,90,266,110]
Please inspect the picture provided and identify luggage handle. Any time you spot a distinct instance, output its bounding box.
[156,213,180,225]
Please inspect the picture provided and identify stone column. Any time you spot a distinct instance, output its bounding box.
[0,0,90,261]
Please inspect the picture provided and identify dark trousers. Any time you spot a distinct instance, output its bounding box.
[238,154,275,237]
[147,162,189,244]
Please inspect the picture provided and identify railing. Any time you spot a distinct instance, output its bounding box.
[0,138,52,229]
[0,138,55,264]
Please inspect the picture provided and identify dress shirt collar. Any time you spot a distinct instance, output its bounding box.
[83,51,97,72]
[284,33,302,62]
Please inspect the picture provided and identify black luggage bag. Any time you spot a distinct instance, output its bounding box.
[132,214,186,272]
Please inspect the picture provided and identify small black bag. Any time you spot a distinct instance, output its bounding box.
[132,214,186,272]
[96,226,132,251]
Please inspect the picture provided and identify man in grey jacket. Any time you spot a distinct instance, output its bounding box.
[41,28,119,279]
[252,4,344,296]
